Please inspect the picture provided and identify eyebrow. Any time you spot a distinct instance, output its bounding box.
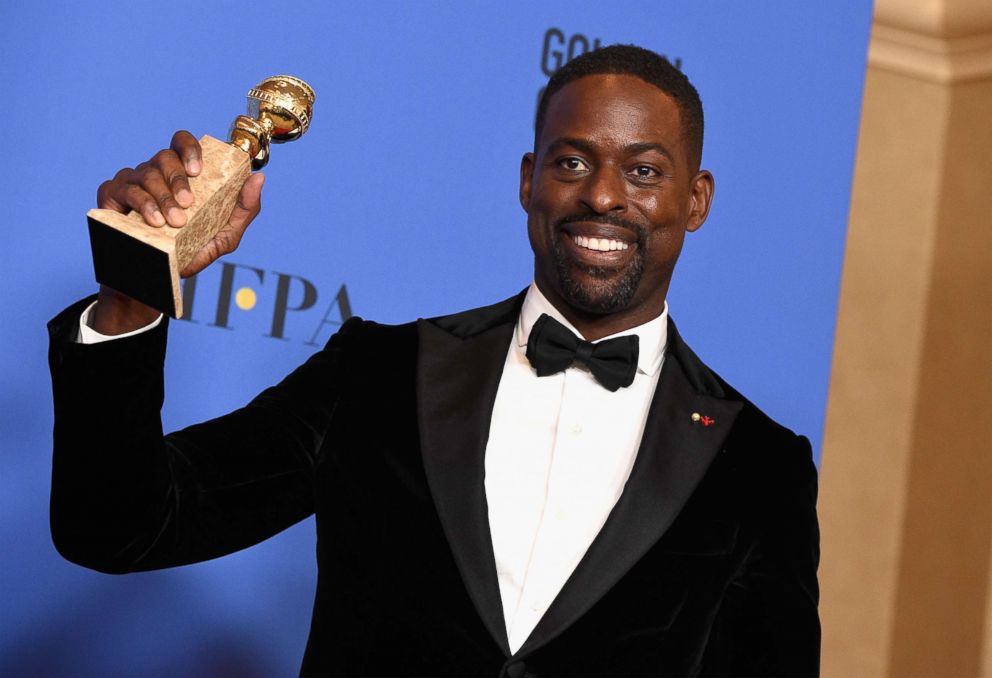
[547,137,675,164]
[624,142,675,163]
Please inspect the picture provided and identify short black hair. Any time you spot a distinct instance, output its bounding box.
[535,44,704,170]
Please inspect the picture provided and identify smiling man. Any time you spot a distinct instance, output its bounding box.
[523,66,711,340]
[48,45,819,677]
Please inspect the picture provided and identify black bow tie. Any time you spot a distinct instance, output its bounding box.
[525,314,639,392]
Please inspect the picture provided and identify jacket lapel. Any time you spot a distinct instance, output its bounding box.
[516,318,744,657]
[416,292,525,656]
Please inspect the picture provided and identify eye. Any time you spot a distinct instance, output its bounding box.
[629,165,661,180]
[557,157,590,172]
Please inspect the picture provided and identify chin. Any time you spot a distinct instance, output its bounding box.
[557,269,642,315]
[546,224,644,313]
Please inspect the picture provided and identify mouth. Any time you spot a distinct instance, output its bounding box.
[570,234,630,252]
[558,221,638,265]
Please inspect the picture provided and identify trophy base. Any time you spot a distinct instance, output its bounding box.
[88,216,177,315]
[87,135,252,318]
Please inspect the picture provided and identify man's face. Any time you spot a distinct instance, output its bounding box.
[520,74,713,333]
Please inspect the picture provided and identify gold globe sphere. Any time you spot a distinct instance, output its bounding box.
[229,75,315,169]
[247,75,315,142]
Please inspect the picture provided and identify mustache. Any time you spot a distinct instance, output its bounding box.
[556,213,647,242]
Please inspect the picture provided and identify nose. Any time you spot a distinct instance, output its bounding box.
[579,166,627,214]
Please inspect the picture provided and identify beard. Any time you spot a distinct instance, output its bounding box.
[551,214,647,315]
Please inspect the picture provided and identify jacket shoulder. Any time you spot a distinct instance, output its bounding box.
[714,372,806,451]
[424,290,526,339]
[668,317,809,455]
[336,289,525,348]
[325,315,418,372]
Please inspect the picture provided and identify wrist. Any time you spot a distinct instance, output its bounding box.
[90,286,161,335]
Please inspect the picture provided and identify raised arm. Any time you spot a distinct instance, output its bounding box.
[48,130,339,574]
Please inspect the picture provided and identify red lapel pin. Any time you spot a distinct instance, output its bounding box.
[691,412,716,427]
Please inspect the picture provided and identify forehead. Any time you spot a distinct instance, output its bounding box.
[539,74,684,159]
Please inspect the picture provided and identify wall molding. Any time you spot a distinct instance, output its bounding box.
[869,22,992,83]
[873,0,992,40]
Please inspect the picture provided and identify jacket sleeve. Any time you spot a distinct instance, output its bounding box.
[702,434,821,677]
[48,296,359,574]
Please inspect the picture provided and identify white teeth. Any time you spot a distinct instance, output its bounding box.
[572,235,629,252]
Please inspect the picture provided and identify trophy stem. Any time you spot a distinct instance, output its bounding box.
[87,135,251,318]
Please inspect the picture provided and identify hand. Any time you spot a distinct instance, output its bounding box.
[90,131,265,334]
[96,130,265,277]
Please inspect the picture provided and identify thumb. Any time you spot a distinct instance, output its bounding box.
[230,172,265,231]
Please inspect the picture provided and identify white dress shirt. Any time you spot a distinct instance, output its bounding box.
[77,300,163,343]
[76,285,669,654]
[485,283,667,652]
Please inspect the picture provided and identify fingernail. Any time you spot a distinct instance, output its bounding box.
[150,209,166,226]
[168,207,187,226]
[188,158,201,174]
[177,188,193,206]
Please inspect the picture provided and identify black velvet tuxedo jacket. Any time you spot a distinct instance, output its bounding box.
[48,292,820,677]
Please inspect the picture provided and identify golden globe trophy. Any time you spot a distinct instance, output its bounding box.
[86,75,315,318]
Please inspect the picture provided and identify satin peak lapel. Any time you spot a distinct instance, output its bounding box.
[517,318,744,658]
[416,293,524,656]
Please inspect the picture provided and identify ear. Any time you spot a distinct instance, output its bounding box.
[685,170,714,233]
[519,152,535,212]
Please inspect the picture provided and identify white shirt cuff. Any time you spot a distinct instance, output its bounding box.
[77,300,164,344]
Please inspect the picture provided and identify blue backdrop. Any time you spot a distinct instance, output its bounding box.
[0,2,871,674]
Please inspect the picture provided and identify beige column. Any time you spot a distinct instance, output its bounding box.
[820,0,992,676]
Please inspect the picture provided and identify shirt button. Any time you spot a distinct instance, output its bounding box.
[529,600,543,612]
[571,423,582,434]
[554,509,567,521]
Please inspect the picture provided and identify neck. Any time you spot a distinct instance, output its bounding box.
[535,279,667,342]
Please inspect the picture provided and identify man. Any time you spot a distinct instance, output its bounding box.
[49,45,819,676]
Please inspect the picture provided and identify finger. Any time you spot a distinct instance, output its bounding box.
[171,130,201,176]
[130,162,187,227]
[121,182,167,227]
[96,167,136,212]
[151,147,194,209]
[97,177,128,212]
